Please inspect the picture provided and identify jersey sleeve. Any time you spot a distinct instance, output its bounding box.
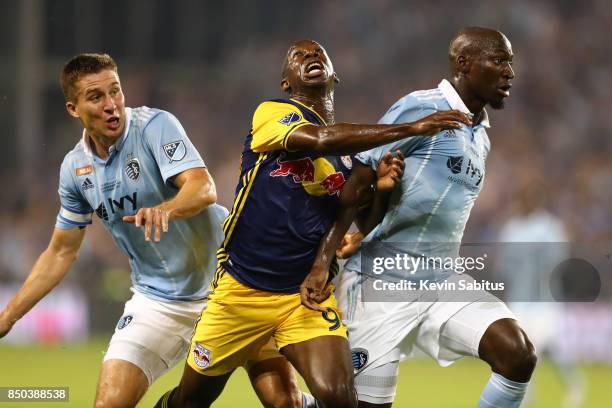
[55,158,93,230]
[143,111,206,184]
[250,101,312,153]
[356,95,431,171]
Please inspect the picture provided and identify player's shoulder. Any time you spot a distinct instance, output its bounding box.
[60,139,88,171]
[253,98,298,116]
[130,106,172,131]
[251,98,304,126]
[129,106,187,146]
[58,142,92,190]
[62,138,85,159]
[382,87,446,123]
[409,86,445,103]
[256,98,295,110]
[401,87,447,112]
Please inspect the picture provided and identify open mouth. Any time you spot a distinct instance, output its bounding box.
[497,84,512,97]
[106,116,120,130]
[304,61,324,78]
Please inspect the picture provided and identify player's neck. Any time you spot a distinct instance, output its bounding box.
[86,131,120,160]
[450,79,486,123]
[291,92,335,125]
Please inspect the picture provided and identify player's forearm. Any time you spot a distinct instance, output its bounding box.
[313,204,359,272]
[1,248,75,326]
[356,190,392,236]
[315,165,375,266]
[311,123,420,155]
[161,178,217,221]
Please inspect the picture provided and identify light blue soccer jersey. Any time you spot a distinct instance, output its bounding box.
[345,80,491,280]
[56,107,228,301]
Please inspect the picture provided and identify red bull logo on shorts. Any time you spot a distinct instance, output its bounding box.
[192,342,212,369]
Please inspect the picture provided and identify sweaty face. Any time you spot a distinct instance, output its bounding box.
[68,69,126,140]
[467,36,514,109]
[284,41,335,89]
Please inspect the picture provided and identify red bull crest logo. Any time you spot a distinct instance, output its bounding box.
[270,157,346,196]
[192,342,212,369]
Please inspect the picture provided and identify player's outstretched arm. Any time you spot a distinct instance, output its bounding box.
[122,167,216,242]
[300,154,403,310]
[287,110,471,155]
[0,227,85,338]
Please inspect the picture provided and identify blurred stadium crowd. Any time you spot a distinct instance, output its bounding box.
[0,0,610,346]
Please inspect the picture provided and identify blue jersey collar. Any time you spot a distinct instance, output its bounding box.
[438,79,490,128]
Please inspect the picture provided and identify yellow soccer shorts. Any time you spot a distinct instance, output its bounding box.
[188,270,347,376]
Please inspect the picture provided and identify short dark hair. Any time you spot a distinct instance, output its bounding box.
[60,53,117,102]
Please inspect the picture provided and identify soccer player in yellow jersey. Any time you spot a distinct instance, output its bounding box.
[156,40,470,408]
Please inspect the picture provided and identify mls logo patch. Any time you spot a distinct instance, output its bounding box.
[163,140,187,162]
[278,112,301,126]
[125,158,141,181]
[192,342,212,369]
[117,315,133,330]
[351,348,369,372]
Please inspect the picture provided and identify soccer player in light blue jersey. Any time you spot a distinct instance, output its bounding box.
[0,54,306,408]
[307,28,537,408]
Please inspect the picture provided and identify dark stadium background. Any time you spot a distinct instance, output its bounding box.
[0,1,610,406]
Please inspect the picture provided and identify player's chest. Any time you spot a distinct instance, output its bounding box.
[413,127,488,192]
[267,150,353,198]
[76,153,153,223]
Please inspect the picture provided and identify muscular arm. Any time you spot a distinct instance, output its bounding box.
[355,154,402,237]
[301,153,403,310]
[162,167,217,220]
[0,227,85,337]
[336,178,393,259]
[300,163,392,310]
[123,167,217,241]
[312,164,375,273]
[286,110,470,155]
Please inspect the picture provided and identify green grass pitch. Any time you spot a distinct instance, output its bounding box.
[0,339,610,407]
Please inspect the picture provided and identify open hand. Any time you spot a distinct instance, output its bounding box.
[336,232,364,259]
[123,206,171,242]
[376,150,405,192]
[411,110,472,136]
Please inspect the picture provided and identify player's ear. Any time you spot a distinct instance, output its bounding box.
[333,72,340,84]
[66,100,79,118]
[281,78,291,93]
[456,55,470,75]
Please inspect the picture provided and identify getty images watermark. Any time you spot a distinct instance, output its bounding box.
[371,252,503,291]
[356,242,607,302]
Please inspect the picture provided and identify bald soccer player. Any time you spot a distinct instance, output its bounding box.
[308,27,536,408]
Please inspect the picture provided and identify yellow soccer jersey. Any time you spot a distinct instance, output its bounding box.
[217,98,352,293]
